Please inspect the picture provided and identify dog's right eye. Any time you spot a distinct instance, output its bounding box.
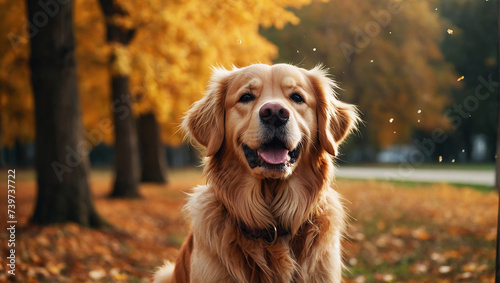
[238,93,255,103]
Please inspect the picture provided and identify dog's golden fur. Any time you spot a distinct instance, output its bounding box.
[153,64,359,283]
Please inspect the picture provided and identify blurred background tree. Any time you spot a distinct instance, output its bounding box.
[98,0,142,198]
[263,0,459,160]
[438,0,498,162]
[26,0,104,226]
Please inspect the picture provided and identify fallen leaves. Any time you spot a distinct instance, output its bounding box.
[0,169,199,282]
[0,170,496,282]
[411,227,432,241]
[438,265,452,274]
[88,269,106,280]
[339,180,496,282]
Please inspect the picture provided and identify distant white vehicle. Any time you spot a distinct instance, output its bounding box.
[376,145,417,163]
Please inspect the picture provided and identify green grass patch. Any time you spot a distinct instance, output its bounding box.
[337,177,495,192]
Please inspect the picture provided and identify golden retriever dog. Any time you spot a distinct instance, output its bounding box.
[153,63,359,283]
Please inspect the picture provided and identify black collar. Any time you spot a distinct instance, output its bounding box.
[220,200,310,245]
[239,222,291,245]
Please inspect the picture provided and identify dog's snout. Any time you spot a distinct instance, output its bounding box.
[259,102,290,127]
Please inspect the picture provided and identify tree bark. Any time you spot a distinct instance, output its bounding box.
[27,0,104,226]
[138,113,168,183]
[98,0,141,198]
[109,76,141,197]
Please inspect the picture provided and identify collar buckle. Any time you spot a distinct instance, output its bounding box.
[264,225,278,245]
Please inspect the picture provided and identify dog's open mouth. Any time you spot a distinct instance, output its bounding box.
[242,138,301,170]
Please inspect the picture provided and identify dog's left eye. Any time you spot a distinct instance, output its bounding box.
[290,93,304,104]
[238,93,256,103]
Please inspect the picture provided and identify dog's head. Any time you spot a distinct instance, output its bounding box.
[183,64,359,180]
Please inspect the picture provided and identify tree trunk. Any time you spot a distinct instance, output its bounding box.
[138,113,168,183]
[109,76,141,197]
[27,0,104,226]
[98,0,141,198]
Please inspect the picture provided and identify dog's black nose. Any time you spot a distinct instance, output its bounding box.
[259,102,290,127]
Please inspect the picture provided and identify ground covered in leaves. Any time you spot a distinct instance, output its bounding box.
[0,169,497,282]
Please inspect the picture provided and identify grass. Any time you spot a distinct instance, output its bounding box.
[340,162,495,171]
[337,177,495,193]
[0,168,496,282]
[337,179,496,282]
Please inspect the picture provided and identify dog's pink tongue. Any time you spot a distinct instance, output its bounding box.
[259,148,289,164]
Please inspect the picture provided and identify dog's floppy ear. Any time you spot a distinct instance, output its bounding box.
[308,66,360,156]
[182,68,232,156]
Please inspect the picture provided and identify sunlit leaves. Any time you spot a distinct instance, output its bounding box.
[110,44,132,76]
[0,2,33,147]
[114,0,311,144]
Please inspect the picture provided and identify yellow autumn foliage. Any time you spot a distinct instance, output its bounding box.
[119,0,314,144]
[0,0,313,146]
[0,1,34,147]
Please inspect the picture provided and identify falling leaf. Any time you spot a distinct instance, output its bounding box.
[439,156,443,162]
[457,75,464,81]
[389,118,394,123]
[447,29,454,34]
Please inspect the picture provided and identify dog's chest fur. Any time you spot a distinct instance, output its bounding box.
[182,183,341,283]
